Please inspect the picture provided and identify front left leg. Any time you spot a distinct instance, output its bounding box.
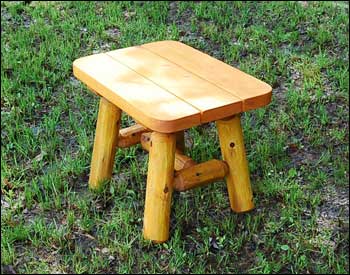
[143,132,176,243]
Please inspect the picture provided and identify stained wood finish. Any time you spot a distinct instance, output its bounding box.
[173,159,229,192]
[143,132,176,243]
[89,98,121,190]
[216,114,254,212]
[73,41,272,133]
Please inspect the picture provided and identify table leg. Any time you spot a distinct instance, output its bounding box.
[89,98,121,190]
[143,132,176,243]
[216,114,254,212]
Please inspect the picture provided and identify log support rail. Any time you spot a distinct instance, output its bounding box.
[117,124,150,148]
[140,132,196,172]
[116,124,229,192]
[173,159,228,192]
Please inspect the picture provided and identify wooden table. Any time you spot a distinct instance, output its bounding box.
[73,40,272,243]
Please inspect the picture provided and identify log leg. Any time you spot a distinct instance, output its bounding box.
[216,114,254,212]
[143,132,176,243]
[89,98,121,190]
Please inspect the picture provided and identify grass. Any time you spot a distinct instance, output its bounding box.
[1,1,349,274]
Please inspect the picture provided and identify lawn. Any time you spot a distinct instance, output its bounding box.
[1,1,349,274]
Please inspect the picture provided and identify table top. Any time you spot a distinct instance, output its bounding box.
[73,40,272,133]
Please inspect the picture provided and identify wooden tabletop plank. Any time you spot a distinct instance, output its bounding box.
[141,40,272,111]
[106,46,242,123]
[73,53,201,133]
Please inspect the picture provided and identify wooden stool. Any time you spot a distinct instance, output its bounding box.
[73,40,272,243]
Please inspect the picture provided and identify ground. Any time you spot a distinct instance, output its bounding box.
[1,1,349,274]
